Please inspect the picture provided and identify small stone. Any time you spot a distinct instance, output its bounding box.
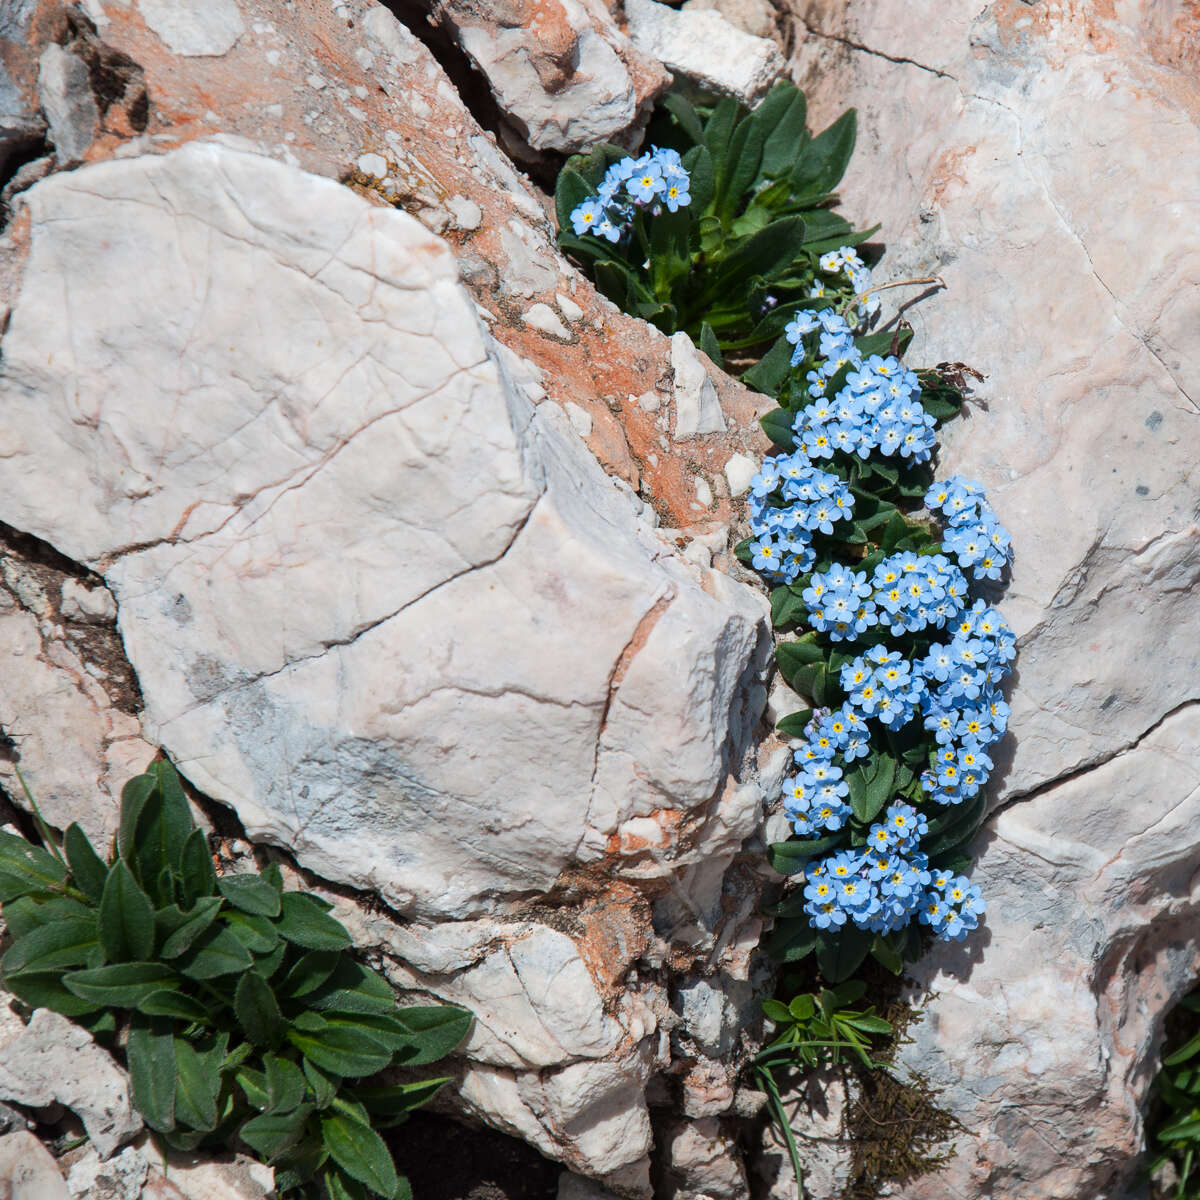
[635,391,661,413]
[694,477,713,507]
[136,0,246,56]
[447,195,482,230]
[723,452,757,498]
[0,1130,68,1199]
[670,332,726,436]
[355,152,387,178]
[555,291,584,323]
[565,402,593,438]
[523,302,571,341]
[60,578,117,623]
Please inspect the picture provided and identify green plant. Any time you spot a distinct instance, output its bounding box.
[751,980,893,1193]
[554,81,877,362]
[0,760,471,1200]
[1150,988,1200,1198]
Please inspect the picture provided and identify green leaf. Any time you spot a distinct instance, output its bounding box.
[846,753,897,823]
[3,970,100,1017]
[309,960,398,1015]
[98,861,155,962]
[353,1080,448,1123]
[683,144,715,214]
[117,772,157,865]
[790,108,856,197]
[741,334,793,397]
[768,835,843,876]
[553,167,593,234]
[697,321,724,369]
[764,918,820,963]
[770,583,810,629]
[181,926,255,979]
[158,897,223,959]
[234,971,285,1048]
[128,1017,177,1132]
[264,1054,308,1114]
[260,861,284,893]
[303,1058,337,1109]
[1166,1032,1200,1067]
[663,92,705,146]
[715,217,807,293]
[179,829,217,906]
[390,1006,473,1066]
[703,96,740,197]
[240,1104,313,1161]
[870,934,904,975]
[287,1018,393,1079]
[718,113,766,223]
[252,941,288,980]
[841,1013,893,1035]
[64,961,177,1006]
[0,830,68,900]
[237,1066,270,1110]
[63,823,108,903]
[761,998,792,1024]
[218,875,282,918]
[2,916,99,974]
[774,709,814,738]
[137,989,210,1023]
[174,1036,219,1131]
[788,993,817,1022]
[815,926,871,984]
[325,1168,367,1200]
[757,82,808,181]
[282,950,342,999]
[224,910,280,955]
[321,1113,399,1198]
[759,408,796,451]
[277,893,352,952]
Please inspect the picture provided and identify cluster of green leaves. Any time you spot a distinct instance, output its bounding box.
[1150,988,1200,1198]
[553,80,876,362]
[751,980,893,1190]
[0,761,471,1200]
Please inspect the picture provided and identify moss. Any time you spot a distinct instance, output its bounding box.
[840,993,964,1200]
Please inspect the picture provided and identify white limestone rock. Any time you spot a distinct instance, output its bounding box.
[435,0,668,152]
[670,331,726,437]
[625,0,784,105]
[0,1130,68,1199]
[0,1009,142,1158]
[0,139,768,928]
[37,45,97,163]
[136,0,246,57]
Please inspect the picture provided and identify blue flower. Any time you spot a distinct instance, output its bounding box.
[626,160,664,203]
[570,197,604,236]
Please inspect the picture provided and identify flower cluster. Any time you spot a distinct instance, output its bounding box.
[569,147,692,242]
[785,310,937,464]
[926,476,1012,581]
[803,552,969,641]
[746,458,855,583]
[799,802,984,941]
[809,245,879,317]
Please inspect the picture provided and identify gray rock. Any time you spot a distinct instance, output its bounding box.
[0,1130,68,1199]
[37,45,98,164]
[625,0,784,104]
[0,1009,142,1158]
[135,0,245,57]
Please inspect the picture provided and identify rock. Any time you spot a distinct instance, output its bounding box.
[625,0,784,105]
[0,1009,142,1157]
[0,543,153,848]
[65,1141,148,1199]
[558,1172,623,1200]
[0,140,768,924]
[681,0,778,42]
[661,1116,749,1200]
[135,0,246,57]
[784,1,1200,1195]
[0,1130,69,1199]
[671,332,727,437]
[37,44,97,163]
[431,0,668,152]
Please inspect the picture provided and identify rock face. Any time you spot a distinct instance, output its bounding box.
[0,0,781,1192]
[783,1,1200,1195]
